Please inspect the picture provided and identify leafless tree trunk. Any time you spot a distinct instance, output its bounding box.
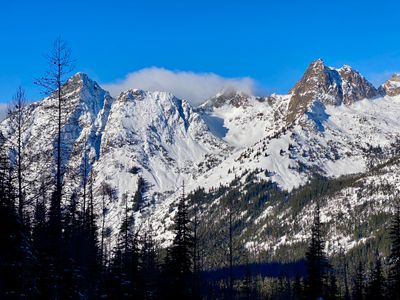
[7,87,27,222]
[35,37,74,233]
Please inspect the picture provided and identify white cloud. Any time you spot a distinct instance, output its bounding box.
[102,67,257,106]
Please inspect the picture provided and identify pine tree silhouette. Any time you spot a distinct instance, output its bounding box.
[352,262,365,300]
[0,135,35,298]
[305,200,329,299]
[163,181,194,299]
[366,255,384,299]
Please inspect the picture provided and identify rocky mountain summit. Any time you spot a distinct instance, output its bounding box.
[379,73,400,96]
[286,59,380,124]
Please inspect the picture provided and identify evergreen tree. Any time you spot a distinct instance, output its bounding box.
[82,172,100,297]
[133,176,145,211]
[0,135,35,298]
[352,262,364,300]
[103,191,140,299]
[139,227,160,299]
[240,258,255,300]
[338,246,350,300]
[366,256,385,300]
[327,272,339,300]
[305,201,329,299]
[163,182,194,299]
[228,193,234,298]
[190,188,203,299]
[31,179,52,299]
[292,274,303,300]
[61,192,82,299]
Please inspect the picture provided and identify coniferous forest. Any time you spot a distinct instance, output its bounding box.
[1,39,400,300]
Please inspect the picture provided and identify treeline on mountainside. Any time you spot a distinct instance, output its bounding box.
[2,38,400,299]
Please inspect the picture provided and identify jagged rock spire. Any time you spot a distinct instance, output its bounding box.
[379,74,400,97]
[286,59,379,124]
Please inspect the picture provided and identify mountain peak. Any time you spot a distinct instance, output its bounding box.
[310,58,325,67]
[286,60,379,125]
[64,72,103,92]
[202,89,251,109]
[379,73,400,97]
[67,72,92,84]
[389,73,400,81]
[339,64,355,72]
[119,89,178,103]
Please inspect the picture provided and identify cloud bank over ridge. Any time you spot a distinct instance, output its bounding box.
[102,67,257,106]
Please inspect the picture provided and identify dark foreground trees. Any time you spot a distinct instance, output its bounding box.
[0,135,35,298]
[7,87,28,225]
[162,183,195,299]
[305,200,330,299]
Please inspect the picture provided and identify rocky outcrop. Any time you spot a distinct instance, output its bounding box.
[338,65,379,105]
[379,74,400,97]
[202,89,252,110]
[286,59,379,125]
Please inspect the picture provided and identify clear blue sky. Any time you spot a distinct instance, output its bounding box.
[1,0,399,102]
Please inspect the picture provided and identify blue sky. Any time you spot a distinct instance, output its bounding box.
[1,0,399,103]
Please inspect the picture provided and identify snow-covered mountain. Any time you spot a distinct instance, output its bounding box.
[2,60,400,260]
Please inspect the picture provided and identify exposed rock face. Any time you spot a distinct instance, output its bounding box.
[203,89,252,109]
[379,74,400,97]
[286,59,379,125]
[338,65,380,104]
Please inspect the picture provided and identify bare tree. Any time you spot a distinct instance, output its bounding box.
[35,37,74,237]
[7,87,28,222]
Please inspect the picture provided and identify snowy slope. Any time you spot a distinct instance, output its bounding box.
[1,73,114,201]
[90,89,230,239]
[0,76,231,247]
[141,61,400,249]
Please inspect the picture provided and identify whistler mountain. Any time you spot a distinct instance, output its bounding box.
[2,59,400,264]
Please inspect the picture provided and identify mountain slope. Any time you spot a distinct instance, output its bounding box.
[1,73,114,200]
[1,60,400,261]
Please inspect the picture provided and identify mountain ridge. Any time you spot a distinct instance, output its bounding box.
[1,60,400,257]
